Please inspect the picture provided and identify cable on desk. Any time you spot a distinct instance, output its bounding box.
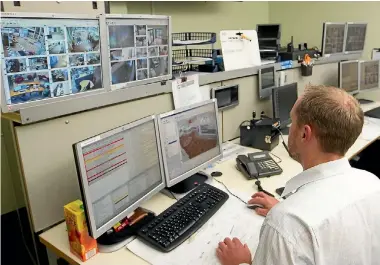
[270,152,282,163]
[212,177,247,205]
[169,190,178,201]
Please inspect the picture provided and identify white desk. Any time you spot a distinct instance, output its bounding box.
[40,104,380,265]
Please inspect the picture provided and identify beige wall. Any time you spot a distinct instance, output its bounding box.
[269,1,380,59]
[110,1,270,48]
[2,1,104,14]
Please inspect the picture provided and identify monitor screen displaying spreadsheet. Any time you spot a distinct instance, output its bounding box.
[73,116,165,238]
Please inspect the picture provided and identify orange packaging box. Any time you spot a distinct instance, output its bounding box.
[64,200,98,262]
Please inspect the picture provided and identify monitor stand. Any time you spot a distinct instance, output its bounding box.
[96,208,155,253]
[167,172,208,194]
[357,98,374,104]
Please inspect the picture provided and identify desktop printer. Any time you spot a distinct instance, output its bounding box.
[240,114,280,151]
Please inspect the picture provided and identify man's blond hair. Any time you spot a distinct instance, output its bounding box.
[295,85,364,155]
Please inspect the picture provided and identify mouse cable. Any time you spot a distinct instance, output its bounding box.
[269,152,282,163]
[273,126,291,156]
[212,177,247,205]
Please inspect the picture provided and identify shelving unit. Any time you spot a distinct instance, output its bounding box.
[172,32,218,74]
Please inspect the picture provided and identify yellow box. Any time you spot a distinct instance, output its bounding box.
[64,200,98,261]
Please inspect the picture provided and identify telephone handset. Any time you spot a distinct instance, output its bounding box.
[236,152,283,179]
[236,155,259,179]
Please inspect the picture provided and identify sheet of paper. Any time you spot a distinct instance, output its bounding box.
[220,30,261,71]
[127,182,264,265]
[360,117,380,141]
[372,49,380,60]
[172,75,203,109]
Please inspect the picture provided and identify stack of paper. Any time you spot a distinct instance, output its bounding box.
[127,183,264,265]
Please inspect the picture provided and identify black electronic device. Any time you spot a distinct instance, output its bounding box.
[256,24,281,40]
[275,187,285,197]
[240,117,280,151]
[211,85,239,110]
[236,152,283,179]
[287,36,294,53]
[279,49,319,62]
[365,107,380,119]
[258,66,276,99]
[272,82,298,130]
[137,183,228,252]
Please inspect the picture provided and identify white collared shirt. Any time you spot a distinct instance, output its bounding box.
[250,158,380,265]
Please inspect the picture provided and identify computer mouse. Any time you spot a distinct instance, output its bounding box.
[246,203,264,210]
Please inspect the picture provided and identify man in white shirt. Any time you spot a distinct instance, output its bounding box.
[216,85,380,265]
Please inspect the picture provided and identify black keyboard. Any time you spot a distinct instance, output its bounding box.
[137,183,229,252]
[365,106,380,119]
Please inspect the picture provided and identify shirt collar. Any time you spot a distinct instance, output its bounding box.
[282,158,352,198]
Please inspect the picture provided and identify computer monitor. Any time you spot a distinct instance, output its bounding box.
[272,83,298,130]
[360,60,380,92]
[158,99,222,193]
[258,66,276,99]
[105,15,171,90]
[321,22,346,56]
[73,115,165,247]
[211,85,239,110]
[256,24,281,39]
[1,13,104,113]
[339,60,360,94]
[344,23,367,54]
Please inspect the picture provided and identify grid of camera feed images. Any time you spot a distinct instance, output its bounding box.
[1,19,103,106]
[108,23,169,88]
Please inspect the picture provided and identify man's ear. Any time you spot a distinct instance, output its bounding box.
[303,125,312,141]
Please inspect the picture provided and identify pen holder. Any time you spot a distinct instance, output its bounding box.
[301,64,313,76]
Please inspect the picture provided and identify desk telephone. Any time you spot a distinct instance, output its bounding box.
[236,152,283,179]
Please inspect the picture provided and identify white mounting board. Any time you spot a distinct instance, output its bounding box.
[220,30,261,71]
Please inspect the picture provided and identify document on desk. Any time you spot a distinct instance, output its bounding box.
[360,117,380,141]
[127,183,264,265]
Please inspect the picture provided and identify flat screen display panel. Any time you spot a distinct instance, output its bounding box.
[345,23,367,53]
[340,61,359,93]
[1,16,103,111]
[322,23,345,56]
[106,18,170,90]
[360,60,379,91]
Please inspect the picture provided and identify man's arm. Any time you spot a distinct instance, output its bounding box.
[252,222,313,265]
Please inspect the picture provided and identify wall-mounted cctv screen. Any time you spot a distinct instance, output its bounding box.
[344,23,367,53]
[1,13,104,112]
[321,22,345,56]
[105,15,172,90]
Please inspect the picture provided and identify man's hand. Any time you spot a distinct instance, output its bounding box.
[216,237,252,265]
[248,192,279,217]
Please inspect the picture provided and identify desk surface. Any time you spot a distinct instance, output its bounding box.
[40,103,380,265]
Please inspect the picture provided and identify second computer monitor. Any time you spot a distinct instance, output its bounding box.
[339,60,360,94]
[258,66,276,99]
[158,99,222,188]
[272,82,298,129]
[360,60,380,92]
